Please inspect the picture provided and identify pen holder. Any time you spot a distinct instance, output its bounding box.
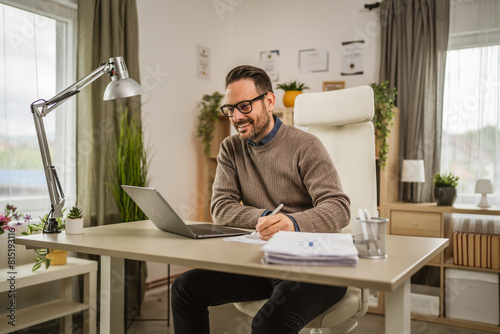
[353,217,388,259]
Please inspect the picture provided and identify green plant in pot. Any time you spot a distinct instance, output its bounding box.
[370,81,397,168]
[197,91,224,159]
[276,80,309,107]
[66,205,83,235]
[433,172,459,206]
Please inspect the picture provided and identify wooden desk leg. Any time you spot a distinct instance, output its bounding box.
[100,256,124,334]
[385,279,411,334]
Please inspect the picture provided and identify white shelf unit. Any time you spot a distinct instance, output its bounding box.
[0,257,97,334]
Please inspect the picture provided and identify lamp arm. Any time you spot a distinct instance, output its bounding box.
[31,61,111,117]
[31,106,65,219]
[29,61,112,223]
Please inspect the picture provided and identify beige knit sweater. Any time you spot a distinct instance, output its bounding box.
[211,123,351,233]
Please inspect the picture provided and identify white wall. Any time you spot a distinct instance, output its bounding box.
[136,0,382,280]
[233,0,381,105]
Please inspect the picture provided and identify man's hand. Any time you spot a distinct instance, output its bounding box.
[255,214,294,241]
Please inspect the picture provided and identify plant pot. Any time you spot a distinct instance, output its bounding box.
[283,90,302,107]
[66,218,84,234]
[47,249,68,265]
[434,187,456,206]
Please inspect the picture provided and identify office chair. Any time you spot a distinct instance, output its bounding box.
[234,85,377,333]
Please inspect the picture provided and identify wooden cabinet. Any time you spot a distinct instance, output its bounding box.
[386,202,500,333]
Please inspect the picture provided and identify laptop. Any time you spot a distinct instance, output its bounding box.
[121,185,249,239]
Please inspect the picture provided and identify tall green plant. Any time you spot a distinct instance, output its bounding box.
[109,109,150,222]
[370,81,397,168]
[197,92,224,158]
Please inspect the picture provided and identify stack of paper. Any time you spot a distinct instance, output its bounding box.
[262,231,359,266]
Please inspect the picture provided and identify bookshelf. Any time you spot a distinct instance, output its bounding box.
[386,202,500,333]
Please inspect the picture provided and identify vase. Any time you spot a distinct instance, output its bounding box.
[283,90,302,107]
[47,249,68,265]
[434,187,456,206]
[65,218,84,234]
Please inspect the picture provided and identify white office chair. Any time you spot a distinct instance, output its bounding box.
[234,85,377,333]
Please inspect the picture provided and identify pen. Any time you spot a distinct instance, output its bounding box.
[357,208,372,255]
[363,208,382,256]
[251,203,284,237]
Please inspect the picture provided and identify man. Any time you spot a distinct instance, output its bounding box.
[172,65,351,333]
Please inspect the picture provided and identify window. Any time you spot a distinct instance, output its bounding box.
[0,0,77,217]
[441,0,500,205]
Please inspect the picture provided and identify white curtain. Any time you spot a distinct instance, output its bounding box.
[441,0,500,207]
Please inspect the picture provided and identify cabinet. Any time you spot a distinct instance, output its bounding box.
[387,202,500,333]
[0,257,97,334]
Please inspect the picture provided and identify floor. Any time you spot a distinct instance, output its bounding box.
[127,285,492,334]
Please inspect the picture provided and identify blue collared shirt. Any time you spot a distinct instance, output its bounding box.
[248,115,282,147]
[248,115,300,231]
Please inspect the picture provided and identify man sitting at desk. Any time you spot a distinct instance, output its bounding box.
[171,65,351,333]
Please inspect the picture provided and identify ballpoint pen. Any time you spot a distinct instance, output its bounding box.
[357,208,372,255]
[250,203,284,238]
[363,208,382,256]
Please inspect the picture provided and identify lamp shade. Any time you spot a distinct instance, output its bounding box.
[401,159,425,183]
[475,179,494,194]
[103,56,145,100]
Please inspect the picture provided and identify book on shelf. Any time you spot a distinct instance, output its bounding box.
[452,231,500,269]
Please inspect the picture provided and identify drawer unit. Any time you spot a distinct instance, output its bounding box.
[391,211,441,237]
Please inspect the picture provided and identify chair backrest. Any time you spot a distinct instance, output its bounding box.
[294,85,377,234]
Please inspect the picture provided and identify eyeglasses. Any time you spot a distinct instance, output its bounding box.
[220,92,268,117]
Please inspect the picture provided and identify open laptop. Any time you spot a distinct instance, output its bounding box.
[122,185,249,239]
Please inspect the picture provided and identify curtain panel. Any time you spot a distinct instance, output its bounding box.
[76,0,141,226]
[379,0,450,202]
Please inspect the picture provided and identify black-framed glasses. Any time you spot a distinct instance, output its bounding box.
[220,92,268,117]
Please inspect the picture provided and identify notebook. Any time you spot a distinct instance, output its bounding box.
[121,185,249,239]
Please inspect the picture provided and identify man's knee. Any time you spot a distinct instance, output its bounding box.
[171,269,200,304]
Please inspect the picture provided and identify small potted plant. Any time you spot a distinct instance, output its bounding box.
[66,206,83,235]
[433,172,459,206]
[276,80,310,107]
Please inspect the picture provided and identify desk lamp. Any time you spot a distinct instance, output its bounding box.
[475,179,494,208]
[401,159,425,202]
[31,56,145,233]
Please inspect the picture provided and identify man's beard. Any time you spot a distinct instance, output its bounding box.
[233,109,272,142]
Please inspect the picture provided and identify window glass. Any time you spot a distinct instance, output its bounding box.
[441,45,500,204]
[0,1,76,217]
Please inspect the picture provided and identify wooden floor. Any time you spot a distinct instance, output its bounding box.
[126,285,492,334]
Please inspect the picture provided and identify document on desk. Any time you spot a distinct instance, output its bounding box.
[224,233,267,245]
[262,231,359,266]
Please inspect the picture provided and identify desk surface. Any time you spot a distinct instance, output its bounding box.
[16,220,448,291]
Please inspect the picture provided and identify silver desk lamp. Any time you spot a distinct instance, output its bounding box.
[30,56,144,233]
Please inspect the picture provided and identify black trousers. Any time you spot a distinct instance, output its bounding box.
[171,269,347,334]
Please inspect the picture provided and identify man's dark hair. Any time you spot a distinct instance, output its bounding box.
[225,65,273,94]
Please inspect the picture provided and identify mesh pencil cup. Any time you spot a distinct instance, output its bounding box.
[353,217,388,259]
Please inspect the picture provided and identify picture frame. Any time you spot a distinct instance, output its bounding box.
[322,81,346,91]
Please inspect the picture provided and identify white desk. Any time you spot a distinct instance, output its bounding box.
[16,220,448,334]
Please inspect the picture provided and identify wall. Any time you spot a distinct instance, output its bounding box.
[233,0,381,105]
[136,0,382,280]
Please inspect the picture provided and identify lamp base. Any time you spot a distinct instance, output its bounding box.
[477,194,491,208]
[43,218,61,234]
